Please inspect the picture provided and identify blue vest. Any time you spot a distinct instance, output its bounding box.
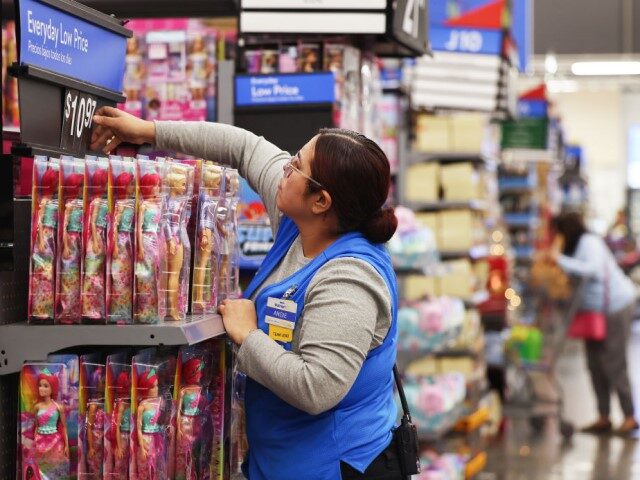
[242,217,399,480]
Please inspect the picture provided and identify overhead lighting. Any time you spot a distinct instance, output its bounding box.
[544,53,558,75]
[571,61,640,76]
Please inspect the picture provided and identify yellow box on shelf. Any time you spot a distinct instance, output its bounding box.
[449,113,487,153]
[454,406,491,433]
[414,114,451,152]
[404,274,438,301]
[440,163,481,201]
[439,259,475,298]
[439,211,475,251]
[405,163,440,202]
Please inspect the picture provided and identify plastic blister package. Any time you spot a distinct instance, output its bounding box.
[78,354,106,479]
[81,157,110,324]
[160,160,195,321]
[130,349,176,480]
[174,344,214,480]
[29,156,60,324]
[107,157,137,325]
[103,353,132,480]
[56,156,86,324]
[217,168,240,302]
[19,362,71,480]
[192,162,224,314]
[134,158,166,324]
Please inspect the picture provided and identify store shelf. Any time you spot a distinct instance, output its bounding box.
[406,200,487,212]
[465,451,487,479]
[408,151,497,166]
[441,245,490,261]
[436,335,485,359]
[0,314,225,375]
[454,407,491,434]
[397,325,463,368]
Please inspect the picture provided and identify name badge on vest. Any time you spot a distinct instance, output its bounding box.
[265,297,297,343]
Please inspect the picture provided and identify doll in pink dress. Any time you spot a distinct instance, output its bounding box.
[135,173,163,324]
[30,168,59,321]
[57,173,85,323]
[105,371,131,479]
[82,169,109,322]
[33,369,70,479]
[175,358,205,480]
[85,368,106,477]
[135,369,165,480]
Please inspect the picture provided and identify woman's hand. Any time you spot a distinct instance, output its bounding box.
[90,106,156,154]
[218,299,258,346]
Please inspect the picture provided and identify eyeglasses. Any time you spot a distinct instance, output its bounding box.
[283,153,325,190]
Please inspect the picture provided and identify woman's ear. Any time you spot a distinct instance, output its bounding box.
[312,190,332,215]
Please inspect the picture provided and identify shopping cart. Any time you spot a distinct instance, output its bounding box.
[502,277,586,441]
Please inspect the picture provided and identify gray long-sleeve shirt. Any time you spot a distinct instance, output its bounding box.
[155,121,392,415]
[557,233,637,313]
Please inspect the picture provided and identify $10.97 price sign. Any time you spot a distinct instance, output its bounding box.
[60,89,98,155]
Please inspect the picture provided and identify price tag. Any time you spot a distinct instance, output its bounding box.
[60,89,98,154]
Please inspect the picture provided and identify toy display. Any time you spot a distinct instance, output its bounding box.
[192,163,224,313]
[78,355,106,479]
[107,157,137,325]
[104,353,132,480]
[130,349,176,480]
[123,36,146,117]
[134,159,165,324]
[56,157,86,324]
[82,158,110,324]
[217,168,240,301]
[20,363,70,480]
[29,156,61,323]
[161,161,195,321]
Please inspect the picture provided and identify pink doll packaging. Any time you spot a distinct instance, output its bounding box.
[217,168,240,302]
[103,352,132,480]
[191,162,224,315]
[47,354,80,479]
[56,156,86,324]
[29,156,60,324]
[106,156,137,325]
[122,35,146,118]
[134,158,166,324]
[130,348,177,480]
[160,160,195,321]
[78,354,106,480]
[174,344,214,480]
[20,362,71,480]
[207,340,228,480]
[81,157,110,324]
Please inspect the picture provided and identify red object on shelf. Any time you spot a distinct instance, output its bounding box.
[478,255,508,315]
[519,84,547,101]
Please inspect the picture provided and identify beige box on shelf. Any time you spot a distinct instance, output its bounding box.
[405,163,440,202]
[404,275,438,301]
[406,356,438,377]
[440,163,480,201]
[450,113,487,152]
[415,212,440,249]
[438,357,477,378]
[414,114,451,152]
[439,259,475,299]
[439,210,474,251]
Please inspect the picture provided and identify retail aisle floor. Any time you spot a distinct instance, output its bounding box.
[482,321,640,480]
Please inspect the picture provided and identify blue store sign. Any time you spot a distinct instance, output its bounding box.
[517,99,547,119]
[235,72,335,107]
[430,26,503,55]
[18,0,127,92]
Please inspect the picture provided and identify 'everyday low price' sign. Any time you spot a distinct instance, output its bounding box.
[19,0,127,92]
[235,73,335,107]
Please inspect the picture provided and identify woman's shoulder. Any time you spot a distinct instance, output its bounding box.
[311,257,391,302]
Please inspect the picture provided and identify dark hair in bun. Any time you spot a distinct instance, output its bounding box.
[309,128,398,244]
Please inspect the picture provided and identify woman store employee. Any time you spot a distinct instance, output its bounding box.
[91,107,403,480]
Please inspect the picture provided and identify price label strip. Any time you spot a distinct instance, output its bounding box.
[60,88,98,154]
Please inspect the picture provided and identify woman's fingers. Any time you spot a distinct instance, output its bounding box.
[103,137,122,154]
[90,128,116,151]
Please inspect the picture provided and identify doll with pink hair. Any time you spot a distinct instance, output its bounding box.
[84,367,106,477]
[29,166,60,321]
[135,172,163,323]
[175,358,205,480]
[104,370,131,479]
[33,368,69,479]
[57,171,85,323]
[135,369,164,480]
[108,170,136,323]
[82,167,109,322]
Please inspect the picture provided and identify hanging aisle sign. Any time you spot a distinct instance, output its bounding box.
[10,0,131,158]
[235,72,335,107]
[430,27,503,55]
[18,0,127,92]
